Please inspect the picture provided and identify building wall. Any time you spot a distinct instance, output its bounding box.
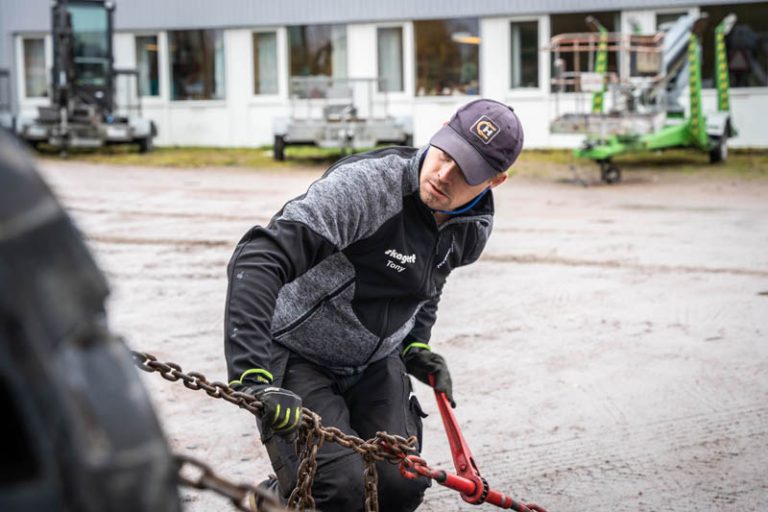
[0,0,753,31]
[4,1,767,148]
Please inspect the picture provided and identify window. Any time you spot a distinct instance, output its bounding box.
[701,3,768,88]
[288,24,347,98]
[67,3,110,87]
[550,11,621,92]
[288,24,347,79]
[415,18,480,96]
[377,27,403,92]
[0,71,10,110]
[511,21,539,88]
[253,32,278,95]
[23,38,47,97]
[135,35,159,96]
[169,30,225,100]
[656,12,688,32]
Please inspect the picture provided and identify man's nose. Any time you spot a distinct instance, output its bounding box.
[437,163,457,182]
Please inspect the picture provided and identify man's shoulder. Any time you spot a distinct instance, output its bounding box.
[323,146,418,178]
[319,146,420,195]
[278,146,421,247]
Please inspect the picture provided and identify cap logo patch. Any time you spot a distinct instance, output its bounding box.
[470,115,500,144]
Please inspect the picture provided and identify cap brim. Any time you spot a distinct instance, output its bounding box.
[429,125,499,186]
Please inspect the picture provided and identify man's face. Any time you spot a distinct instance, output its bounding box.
[419,146,507,212]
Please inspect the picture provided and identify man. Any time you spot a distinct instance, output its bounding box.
[224,99,523,511]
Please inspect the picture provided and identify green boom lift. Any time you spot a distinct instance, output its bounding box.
[549,13,737,183]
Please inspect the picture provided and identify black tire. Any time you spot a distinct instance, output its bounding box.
[404,134,414,147]
[274,135,286,161]
[709,136,727,164]
[599,160,621,184]
[0,131,182,511]
[138,136,154,154]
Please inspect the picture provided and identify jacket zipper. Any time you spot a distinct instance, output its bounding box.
[360,202,488,364]
[273,277,355,338]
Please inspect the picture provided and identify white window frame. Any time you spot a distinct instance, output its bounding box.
[133,32,164,104]
[374,22,413,99]
[250,27,285,103]
[506,15,548,98]
[15,34,52,103]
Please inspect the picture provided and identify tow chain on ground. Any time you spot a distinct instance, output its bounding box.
[131,350,416,512]
[175,454,288,512]
[131,350,544,512]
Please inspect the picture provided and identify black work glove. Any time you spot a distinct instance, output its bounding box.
[403,346,455,408]
[245,385,303,439]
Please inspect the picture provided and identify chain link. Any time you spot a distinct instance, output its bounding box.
[132,351,263,415]
[175,454,290,512]
[132,351,420,512]
[362,455,380,512]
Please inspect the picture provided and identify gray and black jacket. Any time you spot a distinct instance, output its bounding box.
[225,145,494,386]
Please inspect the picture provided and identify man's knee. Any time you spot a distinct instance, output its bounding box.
[312,454,366,510]
[377,461,429,512]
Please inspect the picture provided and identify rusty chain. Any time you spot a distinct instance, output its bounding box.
[175,454,289,512]
[132,351,419,512]
[131,350,263,416]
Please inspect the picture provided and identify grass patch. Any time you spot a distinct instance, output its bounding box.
[35,143,352,169]
[508,147,768,180]
[35,142,768,179]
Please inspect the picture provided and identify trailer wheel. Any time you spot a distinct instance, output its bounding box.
[274,135,286,161]
[709,136,727,164]
[138,136,154,154]
[599,160,621,184]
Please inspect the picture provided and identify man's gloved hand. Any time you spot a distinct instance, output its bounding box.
[245,385,303,438]
[403,343,455,408]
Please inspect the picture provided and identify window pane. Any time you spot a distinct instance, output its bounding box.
[331,25,347,80]
[656,12,687,31]
[289,24,347,78]
[0,71,11,109]
[136,35,159,96]
[701,3,768,88]
[169,30,225,100]
[67,4,110,87]
[511,21,539,88]
[377,27,403,92]
[415,18,480,96]
[23,38,47,97]
[253,32,278,95]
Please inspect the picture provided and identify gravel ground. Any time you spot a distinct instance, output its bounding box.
[38,159,768,512]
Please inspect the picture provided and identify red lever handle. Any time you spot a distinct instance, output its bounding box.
[425,374,549,511]
[428,373,486,503]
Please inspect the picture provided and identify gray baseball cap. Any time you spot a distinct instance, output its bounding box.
[429,99,524,186]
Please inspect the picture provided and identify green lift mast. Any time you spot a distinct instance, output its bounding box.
[550,14,737,184]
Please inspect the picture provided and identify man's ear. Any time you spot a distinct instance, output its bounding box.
[489,173,509,188]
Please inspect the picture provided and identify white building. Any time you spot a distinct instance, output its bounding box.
[2,0,767,148]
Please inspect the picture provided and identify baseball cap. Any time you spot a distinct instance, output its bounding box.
[429,99,524,186]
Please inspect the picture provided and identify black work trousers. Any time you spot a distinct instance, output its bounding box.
[260,348,430,512]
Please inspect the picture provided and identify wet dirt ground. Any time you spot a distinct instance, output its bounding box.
[38,159,768,511]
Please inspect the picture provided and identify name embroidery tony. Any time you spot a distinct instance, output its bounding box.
[384,248,416,273]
